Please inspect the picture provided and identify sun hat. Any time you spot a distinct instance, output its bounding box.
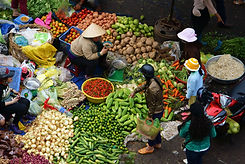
[184,58,200,72]
[82,23,106,38]
[177,28,197,43]
[0,67,15,79]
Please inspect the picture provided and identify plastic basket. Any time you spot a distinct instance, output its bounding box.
[0,66,21,92]
[59,26,83,50]
[81,77,114,104]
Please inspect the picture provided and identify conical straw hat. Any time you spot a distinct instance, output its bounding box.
[82,23,105,38]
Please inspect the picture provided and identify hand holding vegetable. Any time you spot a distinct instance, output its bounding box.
[100,47,108,55]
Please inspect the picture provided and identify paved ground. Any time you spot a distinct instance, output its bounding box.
[100,1,245,163]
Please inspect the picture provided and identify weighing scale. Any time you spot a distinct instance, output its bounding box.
[108,57,127,82]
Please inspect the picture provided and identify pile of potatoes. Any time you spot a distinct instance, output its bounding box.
[108,31,160,64]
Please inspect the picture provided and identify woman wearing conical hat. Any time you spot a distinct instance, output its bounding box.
[70,23,108,79]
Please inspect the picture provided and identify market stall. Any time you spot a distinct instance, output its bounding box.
[0,3,245,164]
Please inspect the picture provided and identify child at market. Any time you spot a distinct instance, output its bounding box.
[177,28,202,66]
[69,0,101,11]
[179,102,216,164]
[11,0,28,17]
[184,58,204,107]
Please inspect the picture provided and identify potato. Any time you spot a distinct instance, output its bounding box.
[136,42,143,48]
[127,46,134,54]
[126,44,130,47]
[114,40,120,45]
[136,54,141,60]
[149,52,156,59]
[140,37,147,43]
[132,61,138,66]
[120,41,126,47]
[152,41,159,48]
[116,45,122,50]
[131,35,137,42]
[113,31,118,37]
[133,44,137,49]
[121,34,126,39]
[126,58,132,64]
[146,46,152,52]
[142,53,148,59]
[131,56,137,62]
[126,55,130,59]
[129,40,135,46]
[109,39,114,43]
[146,38,153,46]
[118,49,123,54]
[126,31,133,37]
[141,47,146,53]
[123,50,127,56]
[135,48,141,54]
[124,37,130,43]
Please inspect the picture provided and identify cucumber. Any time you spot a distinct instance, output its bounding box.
[119,114,129,123]
[121,107,128,116]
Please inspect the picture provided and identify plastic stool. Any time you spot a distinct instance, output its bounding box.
[64,57,80,77]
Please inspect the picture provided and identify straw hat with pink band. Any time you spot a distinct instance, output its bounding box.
[177,28,197,43]
[184,58,200,72]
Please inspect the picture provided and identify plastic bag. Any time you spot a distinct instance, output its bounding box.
[59,67,73,82]
[35,32,49,43]
[14,35,28,46]
[160,41,180,61]
[29,101,42,116]
[0,43,8,55]
[136,114,161,140]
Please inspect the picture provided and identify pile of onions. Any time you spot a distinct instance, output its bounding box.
[16,110,74,163]
[10,151,50,164]
[77,11,117,30]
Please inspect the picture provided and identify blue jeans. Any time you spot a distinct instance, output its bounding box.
[186,149,209,164]
[148,111,163,147]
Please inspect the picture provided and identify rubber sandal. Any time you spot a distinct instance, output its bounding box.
[146,143,161,149]
[138,147,154,154]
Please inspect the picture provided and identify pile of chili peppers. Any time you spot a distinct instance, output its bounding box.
[83,79,113,98]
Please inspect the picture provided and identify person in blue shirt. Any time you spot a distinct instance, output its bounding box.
[179,101,216,164]
[184,58,204,107]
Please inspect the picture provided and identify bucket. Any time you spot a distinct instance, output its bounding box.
[154,18,182,43]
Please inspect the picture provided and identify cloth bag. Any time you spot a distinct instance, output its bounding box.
[136,114,161,140]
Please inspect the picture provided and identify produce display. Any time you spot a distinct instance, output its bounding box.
[112,16,154,37]
[10,151,50,164]
[56,81,86,109]
[56,8,91,27]
[0,131,23,160]
[63,28,81,44]
[83,78,113,98]
[207,54,244,80]
[16,110,74,163]
[49,19,68,38]
[77,11,117,30]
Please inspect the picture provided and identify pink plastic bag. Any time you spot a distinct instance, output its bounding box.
[34,18,51,30]
[45,12,52,25]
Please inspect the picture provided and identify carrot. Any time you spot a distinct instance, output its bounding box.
[163,95,168,98]
[168,80,174,88]
[168,107,172,114]
[171,61,179,67]
[157,75,161,78]
[179,95,185,99]
[164,102,169,105]
[174,90,179,97]
[165,82,169,89]
[175,65,180,70]
[180,98,185,101]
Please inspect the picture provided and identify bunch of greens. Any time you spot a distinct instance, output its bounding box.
[27,0,70,18]
[220,37,245,62]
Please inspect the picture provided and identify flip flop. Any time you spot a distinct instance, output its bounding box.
[138,147,154,154]
[146,143,161,149]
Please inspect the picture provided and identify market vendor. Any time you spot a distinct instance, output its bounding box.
[131,64,163,154]
[184,58,204,107]
[177,28,202,66]
[0,67,30,134]
[70,23,108,79]
[11,0,28,17]
[69,0,101,11]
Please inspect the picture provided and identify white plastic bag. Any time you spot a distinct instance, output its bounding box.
[59,67,73,82]
[0,54,21,67]
[29,101,42,116]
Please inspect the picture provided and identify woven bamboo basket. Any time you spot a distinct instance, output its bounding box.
[9,24,54,63]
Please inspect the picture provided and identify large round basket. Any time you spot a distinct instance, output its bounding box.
[82,77,114,104]
[9,24,54,63]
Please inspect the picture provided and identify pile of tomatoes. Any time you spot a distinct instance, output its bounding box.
[64,28,81,44]
[50,20,68,38]
[58,9,91,27]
